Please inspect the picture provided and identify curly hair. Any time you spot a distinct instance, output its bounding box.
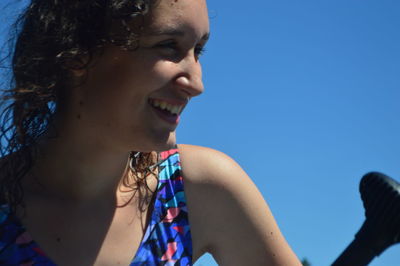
[0,0,158,214]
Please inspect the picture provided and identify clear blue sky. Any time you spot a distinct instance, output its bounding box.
[1,1,399,265]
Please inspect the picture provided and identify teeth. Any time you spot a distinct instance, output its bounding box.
[153,101,161,108]
[151,99,183,115]
[171,106,180,114]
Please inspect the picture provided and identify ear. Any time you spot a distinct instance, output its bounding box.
[63,55,91,77]
[64,58,90,88]
[70,68,86,77]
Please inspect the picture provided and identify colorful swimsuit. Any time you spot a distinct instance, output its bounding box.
[0,148,193,265]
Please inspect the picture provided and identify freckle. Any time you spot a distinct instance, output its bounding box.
[77,114,81,119]
[79,101,84,106]
[56,237,61,243]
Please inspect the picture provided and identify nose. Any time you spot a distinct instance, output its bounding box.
[174,54,204,98]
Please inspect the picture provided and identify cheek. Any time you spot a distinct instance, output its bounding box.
[78,52,179,122]
[150,60,179,83]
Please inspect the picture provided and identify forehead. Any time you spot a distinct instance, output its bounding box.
[144,0,209,37]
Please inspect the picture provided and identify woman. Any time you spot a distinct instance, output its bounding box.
[0,0,301,265]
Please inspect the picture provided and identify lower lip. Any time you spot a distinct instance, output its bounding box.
[151,105,180,125]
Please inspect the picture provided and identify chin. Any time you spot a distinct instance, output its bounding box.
[152,137,177,152]
[132,131,177,152]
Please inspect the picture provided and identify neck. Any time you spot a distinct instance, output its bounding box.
[27,129,133,205]
[23,103,163,205]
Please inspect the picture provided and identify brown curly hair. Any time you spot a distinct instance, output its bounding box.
[0,0,159,214]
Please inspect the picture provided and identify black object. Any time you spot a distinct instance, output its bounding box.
[332,172,400,266]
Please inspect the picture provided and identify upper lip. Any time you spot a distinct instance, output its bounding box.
[148,97,189,115]
[149,97,188,106]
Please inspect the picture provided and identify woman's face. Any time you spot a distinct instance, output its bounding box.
[67,0,210,152]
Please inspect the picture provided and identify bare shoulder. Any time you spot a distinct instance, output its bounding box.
[177,144,244,186]
[177,144,300,266]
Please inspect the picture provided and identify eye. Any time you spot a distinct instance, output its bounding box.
[154,40,179,53]
[153,40,206,60]
[195,45,206,58]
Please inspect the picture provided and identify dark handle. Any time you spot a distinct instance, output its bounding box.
[332,172,400,266]
[332,235,376,266]
[332,220,381,266]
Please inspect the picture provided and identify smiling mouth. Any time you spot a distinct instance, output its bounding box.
[148,98,184,116]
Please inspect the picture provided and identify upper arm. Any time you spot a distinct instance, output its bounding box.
[178,144,301,266]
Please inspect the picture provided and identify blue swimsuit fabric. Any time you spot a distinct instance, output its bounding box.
[0,148,193,265]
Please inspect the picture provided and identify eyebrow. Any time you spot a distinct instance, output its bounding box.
[144,28,210,41]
